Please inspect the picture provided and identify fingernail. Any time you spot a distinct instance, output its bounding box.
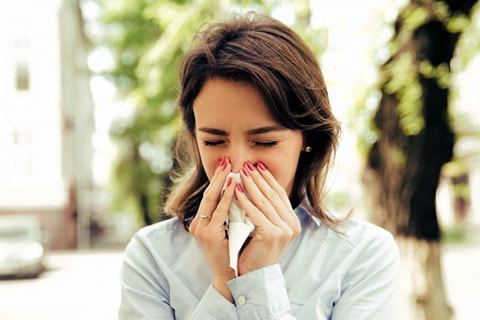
[216,159,221,168]
[221,160,228,171]
[227,177,233,187]
[246,161,255,171]
[257,161,267,171]
[242,167,250,177]
[236,184,244,192]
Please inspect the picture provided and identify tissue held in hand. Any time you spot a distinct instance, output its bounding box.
[223,172,255,276]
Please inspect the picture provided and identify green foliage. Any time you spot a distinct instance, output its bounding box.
[351,89,382,155]
[92,0,325,225]
[446,14,472,33]
[418,61,451,88]
[449,3,480,134]
[451,2,480,70]
[324,191,352,213]
[100,0,163,92]
[353,1,479,154]
[380,51,425,136]
[443,159,471,199]
[99,0,226,224]
[402,6,429,30]
[441,224,467,243]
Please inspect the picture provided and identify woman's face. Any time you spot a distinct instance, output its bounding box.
[192,78,304,196]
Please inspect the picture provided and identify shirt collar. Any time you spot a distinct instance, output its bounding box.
[295,197,322,227]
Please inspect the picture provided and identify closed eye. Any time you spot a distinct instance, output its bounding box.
[202,140,225,147]
[251,141,278,147]
[202,140,278,147]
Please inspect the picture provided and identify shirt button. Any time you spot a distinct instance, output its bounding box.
[237,295,247,305]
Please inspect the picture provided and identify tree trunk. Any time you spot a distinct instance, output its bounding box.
[397,237,453,319]
[363,0,478,318]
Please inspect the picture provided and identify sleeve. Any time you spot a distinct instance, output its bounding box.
[191,285,238,320]
[227,264,297,320]
[118,234,175,320]
[331,231,401,320]
[119,232,240,320]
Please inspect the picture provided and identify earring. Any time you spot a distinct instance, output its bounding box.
[304,146,312,153]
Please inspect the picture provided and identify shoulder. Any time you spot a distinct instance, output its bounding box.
[340,218,395,245]
[127,217,190,253]
[336,218,400,266]
[135,217,185,238]
[303,213,399,266]
[297,203,396,253]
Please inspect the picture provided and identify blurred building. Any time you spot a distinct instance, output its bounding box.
[0,0,94,250]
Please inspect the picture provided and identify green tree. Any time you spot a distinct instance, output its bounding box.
[360,0,479,318]
[94,0,322,225]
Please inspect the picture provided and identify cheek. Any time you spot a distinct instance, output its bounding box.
[260,152,300,195]
[198,147,220,181]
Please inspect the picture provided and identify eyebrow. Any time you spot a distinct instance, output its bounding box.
[197,125,286,136]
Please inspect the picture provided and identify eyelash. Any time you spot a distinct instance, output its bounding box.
[253,141,278,148]
[203,141,223,147]
[202,141,278,148]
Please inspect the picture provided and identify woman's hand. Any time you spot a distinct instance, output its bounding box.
[236,161,301,275]
[188,157,236,302]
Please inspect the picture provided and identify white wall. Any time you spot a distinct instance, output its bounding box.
[0,0,66,208]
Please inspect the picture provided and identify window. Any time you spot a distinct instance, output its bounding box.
[13,37,31,91]
[16,60,30,91]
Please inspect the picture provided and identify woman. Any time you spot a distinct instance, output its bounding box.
[119,12,399,319]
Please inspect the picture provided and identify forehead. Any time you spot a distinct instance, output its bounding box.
[193,78,277,127]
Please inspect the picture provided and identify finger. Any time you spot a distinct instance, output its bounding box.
[256,162,292,209]
[196,158,232,222]
[211,176,236,224]
[234,185,271,227]
[241,164,290,226]
[255,162,294,206]
[246,162,300,229]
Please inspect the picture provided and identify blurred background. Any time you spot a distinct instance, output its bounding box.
[0,0,479,319]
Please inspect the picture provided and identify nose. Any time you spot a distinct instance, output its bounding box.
[227,143,253,173]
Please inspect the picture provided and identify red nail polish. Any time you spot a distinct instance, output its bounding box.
[246,161,255,171]
[257,161,267,171]
[227,177,233,187]
[236,184,243,193]
[221,161,228,171]
[216,159,221,168]
[242,167,250,177]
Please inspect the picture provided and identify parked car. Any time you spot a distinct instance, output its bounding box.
[0,214,48,278]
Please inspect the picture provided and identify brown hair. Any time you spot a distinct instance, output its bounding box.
[164,12,343,229]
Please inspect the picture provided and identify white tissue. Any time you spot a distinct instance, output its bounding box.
[223,173,255,276]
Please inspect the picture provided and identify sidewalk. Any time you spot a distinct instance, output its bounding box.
[442,226,480,320]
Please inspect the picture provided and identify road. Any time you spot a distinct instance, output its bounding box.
[0,250,123,320]
[443,242,480,320]
[0,243,478,320]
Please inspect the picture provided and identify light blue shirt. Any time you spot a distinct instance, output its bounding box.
[119,204,400,319]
